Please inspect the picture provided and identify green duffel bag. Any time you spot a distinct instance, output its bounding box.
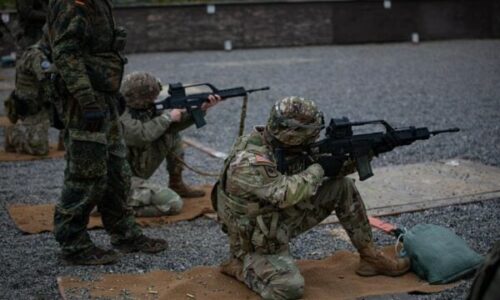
[402,224,484,284]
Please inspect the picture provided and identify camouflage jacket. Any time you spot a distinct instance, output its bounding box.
[121,108,194,179]
[222,127,325,209]
[46,0,125,108]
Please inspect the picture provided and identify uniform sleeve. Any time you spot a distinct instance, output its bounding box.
[50,0,95,108]
[17,0,47,22]
[120,110,173,146]
[228,152,325,208]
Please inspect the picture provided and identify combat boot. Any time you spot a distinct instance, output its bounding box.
[168,163,206,198]
[112,234,168,254]
[356,243,410,277]
[63,246,120,265]
[220,258,244,281]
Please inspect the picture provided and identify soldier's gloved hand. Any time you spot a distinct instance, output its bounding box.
[82,104,106,132]
[315,155,344,178]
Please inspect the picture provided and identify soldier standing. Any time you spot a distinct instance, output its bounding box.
[119,72,220,217]
[215,97,410,299]
[46,0,166,265]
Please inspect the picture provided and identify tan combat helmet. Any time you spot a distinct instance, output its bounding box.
[266,96,324,146]
[121,71,162,109]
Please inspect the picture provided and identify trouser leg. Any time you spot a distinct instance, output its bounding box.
[53,126,107,255]
[285,177,372,250]
[99,154,142,243]
[242,251,304,300]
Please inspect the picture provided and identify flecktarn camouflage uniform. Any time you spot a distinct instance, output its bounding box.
[216,97,409,299]
[47,0,164,263]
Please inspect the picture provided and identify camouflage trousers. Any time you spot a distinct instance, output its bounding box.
[54,92,142,256]
[222,177,372,300]
[4,109,50,155]
[128,176,183,217]
[128,130,184,180]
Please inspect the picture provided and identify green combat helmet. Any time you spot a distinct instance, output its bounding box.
[266,96,324,146]
[120,72,162,109]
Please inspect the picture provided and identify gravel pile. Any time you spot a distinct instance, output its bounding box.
[0,40,499,299]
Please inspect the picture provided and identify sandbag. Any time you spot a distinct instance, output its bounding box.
[403,224,484,284]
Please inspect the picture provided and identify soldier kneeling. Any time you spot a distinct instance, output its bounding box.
[119,72,220,217]
[4,36,64,155]
[215,97,410,300]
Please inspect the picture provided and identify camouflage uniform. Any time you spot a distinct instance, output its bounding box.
[216,97,407,300]
[4,40,52,156]
[119,72,204,217]
[16,0,48,52]
[47,0,143,257]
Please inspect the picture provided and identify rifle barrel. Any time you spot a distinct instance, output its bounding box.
[247,86,270,93]
[430,127,460,135]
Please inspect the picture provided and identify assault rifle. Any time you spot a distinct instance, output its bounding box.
[276,117,459,181]
[154,83,270,128]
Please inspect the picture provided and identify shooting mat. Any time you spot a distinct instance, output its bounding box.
[57,247,456,300]
[0,144,65,162]
[7,185,214,234]
[0,116,12,127]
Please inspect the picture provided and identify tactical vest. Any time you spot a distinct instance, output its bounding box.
[214,129,285,255]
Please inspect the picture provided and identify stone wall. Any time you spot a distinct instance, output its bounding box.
[1,0,499,55]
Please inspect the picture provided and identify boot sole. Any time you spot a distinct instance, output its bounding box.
[356,265,411,277]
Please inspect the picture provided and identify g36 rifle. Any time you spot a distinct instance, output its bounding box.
[154,83,269,128]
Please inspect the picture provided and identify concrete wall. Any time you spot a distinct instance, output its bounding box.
[1,0,499,55]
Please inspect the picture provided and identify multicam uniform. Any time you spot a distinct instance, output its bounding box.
[216,97,408,300]
[4,40,52,156]
[47,0,142,257]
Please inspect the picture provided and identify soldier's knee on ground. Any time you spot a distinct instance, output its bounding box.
[152,189,183,214]
[261,270,304,300]
[243,253,304,300]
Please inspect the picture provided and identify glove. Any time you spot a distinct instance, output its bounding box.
[315,155,344,178]
[82,104,106,132]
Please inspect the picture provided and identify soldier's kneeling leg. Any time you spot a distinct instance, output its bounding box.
[151,188,183,214]
[242,252,304,300]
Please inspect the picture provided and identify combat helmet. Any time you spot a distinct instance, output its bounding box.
[266,96,324,146]
[120,72,162,109]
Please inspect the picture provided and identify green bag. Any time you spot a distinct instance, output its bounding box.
[402,224,484,284]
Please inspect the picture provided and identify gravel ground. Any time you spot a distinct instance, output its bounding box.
[0,40,499,299]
